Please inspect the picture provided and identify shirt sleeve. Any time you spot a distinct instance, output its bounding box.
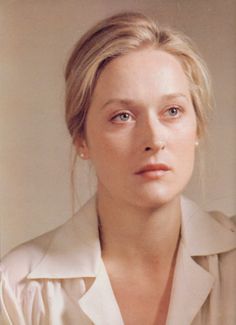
[0,269,26,325]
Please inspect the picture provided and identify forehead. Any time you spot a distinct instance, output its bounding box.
[92,48,191,104]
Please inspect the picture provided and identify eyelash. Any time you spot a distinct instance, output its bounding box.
[111,106,182,123]
[165,106,182,118]
[111,111,133,122]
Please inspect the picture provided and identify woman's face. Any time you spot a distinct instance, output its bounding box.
[80,48,197,208]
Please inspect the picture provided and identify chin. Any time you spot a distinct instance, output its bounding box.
[130,187,181,209]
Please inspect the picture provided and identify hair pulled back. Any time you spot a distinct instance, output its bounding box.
[65,12,212,142]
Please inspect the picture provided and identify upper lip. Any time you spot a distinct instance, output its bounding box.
[135,163,171,174]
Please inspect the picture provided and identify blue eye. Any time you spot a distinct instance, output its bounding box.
[119,112,130,121]
[167,107,180,117]
[112,112,132,122]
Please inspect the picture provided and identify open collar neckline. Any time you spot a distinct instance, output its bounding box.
[27,195,236,280]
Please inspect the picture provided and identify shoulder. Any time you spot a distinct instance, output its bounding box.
[208,210,236,232]
[0,219,74,324]
[206,210,236,256]
[198,212,236,323]
[181,196,236,258]
[210,210,236,256]
[0,195,97,287]
[0,222,66,286]
[204,211,236,276]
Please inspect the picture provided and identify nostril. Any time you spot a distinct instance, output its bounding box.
[144,140,166,152]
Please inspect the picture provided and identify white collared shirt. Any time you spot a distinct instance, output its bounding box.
[1,196,236,325]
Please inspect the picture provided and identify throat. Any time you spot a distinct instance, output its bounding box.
[98,210,181,268]
[103,239,179,325]
[96,188,182,324]
[97,192,182,264]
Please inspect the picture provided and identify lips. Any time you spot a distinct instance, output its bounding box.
[135,163,171,179]
[135,163,170,174]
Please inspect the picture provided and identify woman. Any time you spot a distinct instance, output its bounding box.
[0,12,235,325]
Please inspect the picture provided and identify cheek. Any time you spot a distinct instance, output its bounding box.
[86,132,128,176]
[172,122,197,164]
[176,142,196,168]
[89,128,132,157]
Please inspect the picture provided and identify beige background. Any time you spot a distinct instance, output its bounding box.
[1,0,235,258]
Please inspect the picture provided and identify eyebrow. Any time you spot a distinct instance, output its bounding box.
[161,93,190,101]
[101,99,137,110]
[101,93,190,110]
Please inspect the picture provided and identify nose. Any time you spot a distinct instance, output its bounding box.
[144,140,165,152]
[140,115,167,153]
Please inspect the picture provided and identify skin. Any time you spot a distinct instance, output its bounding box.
[77,48,198,324]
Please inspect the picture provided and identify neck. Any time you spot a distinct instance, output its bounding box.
[97,191,181,269]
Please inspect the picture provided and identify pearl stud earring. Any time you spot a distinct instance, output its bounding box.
[79,152,85,158]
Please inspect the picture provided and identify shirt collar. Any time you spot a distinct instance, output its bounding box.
[28,195,101,279]
[180,196,236,256]
[27,195,236,280]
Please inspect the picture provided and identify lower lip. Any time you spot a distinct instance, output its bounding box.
[136,169,170,180]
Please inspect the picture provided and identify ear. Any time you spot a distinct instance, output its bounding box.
[74,136,90,160]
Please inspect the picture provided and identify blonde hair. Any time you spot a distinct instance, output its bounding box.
[65,12,212,142]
